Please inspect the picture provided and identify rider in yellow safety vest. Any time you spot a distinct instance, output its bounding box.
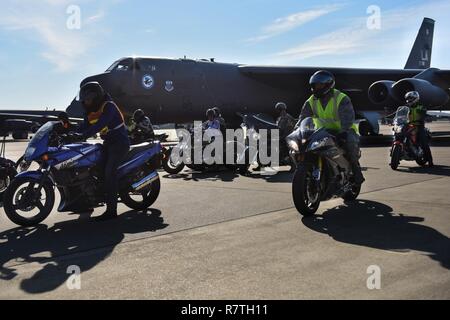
[299,70,365,185]
[405,91,433,167]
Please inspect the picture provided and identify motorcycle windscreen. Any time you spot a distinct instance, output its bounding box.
[24,121,57,161]
[394,106,410,126]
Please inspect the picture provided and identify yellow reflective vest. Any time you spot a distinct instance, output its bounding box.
[307,89,359,134]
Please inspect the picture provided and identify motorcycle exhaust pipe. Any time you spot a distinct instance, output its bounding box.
[132,171,159,191]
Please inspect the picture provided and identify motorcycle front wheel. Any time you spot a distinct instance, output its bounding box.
[390,145,401,170]
[342,183,361,202]
[3,176,55,226]
[292,164,321,216]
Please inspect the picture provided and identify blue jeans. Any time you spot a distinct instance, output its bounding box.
[103,141,130,213]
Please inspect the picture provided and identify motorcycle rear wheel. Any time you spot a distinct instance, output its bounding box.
[120,177,161,211]
[416,157,427,167]
[292,164,321,217]
[162,153,185,174]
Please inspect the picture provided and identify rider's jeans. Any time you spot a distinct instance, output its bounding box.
[103,140,130,213]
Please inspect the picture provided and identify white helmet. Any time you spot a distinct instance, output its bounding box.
[405,91,420,106]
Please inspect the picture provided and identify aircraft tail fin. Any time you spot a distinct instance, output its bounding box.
[405,18,435,69]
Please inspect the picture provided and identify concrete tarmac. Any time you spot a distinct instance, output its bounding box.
[0,125,449,299]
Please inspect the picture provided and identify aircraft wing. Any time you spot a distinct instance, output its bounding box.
[0,111,83,124]
[238,65,419,92]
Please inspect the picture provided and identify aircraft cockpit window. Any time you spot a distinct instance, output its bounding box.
[106,61,120,72]
[115,59,134,72]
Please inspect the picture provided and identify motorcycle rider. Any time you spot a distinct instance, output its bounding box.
[299,70,365,186]
[56,112,75,133]
[405,91,434,167]
[129,109,155,141]
[204,108,221,130]
[51,111,81,139]
[213,107,226,130]
[78,82,130,221]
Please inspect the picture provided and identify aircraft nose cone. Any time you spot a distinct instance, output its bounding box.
[80,74,109,88]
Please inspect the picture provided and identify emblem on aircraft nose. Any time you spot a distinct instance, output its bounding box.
[165,80,174,92]
[142,74,154,89]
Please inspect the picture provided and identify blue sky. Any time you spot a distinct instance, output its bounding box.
[0,0,449,110]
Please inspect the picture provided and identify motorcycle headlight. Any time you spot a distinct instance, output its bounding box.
[287,140,300,152]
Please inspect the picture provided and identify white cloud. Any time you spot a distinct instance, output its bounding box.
[276,19,373,60]
[0,1,107,72]
[274,0,450,64]
[247,4,342,43]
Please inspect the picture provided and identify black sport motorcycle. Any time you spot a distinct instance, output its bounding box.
[287,117,361,216]
[390,106,430,170]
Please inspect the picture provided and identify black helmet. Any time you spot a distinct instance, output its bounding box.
[309,70,335,98]
[133,109,145,123]
[212,107,221,117]
[206,108,215,118]
[275,102,287,111]
[58,111,69,123]
[79,82,106,112]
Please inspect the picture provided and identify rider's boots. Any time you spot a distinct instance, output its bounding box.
[351,162,365,186]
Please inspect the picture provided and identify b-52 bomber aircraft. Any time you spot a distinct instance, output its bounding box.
[29,18,450,135]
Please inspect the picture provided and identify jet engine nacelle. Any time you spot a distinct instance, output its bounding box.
[391,78,449,107]
[368,80,396,105]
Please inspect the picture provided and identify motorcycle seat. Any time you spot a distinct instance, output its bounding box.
[123,142,155,163]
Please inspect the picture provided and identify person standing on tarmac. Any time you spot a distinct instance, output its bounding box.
[276,102,297,171]
[299,70,365,186]
[405,91,434,167]
[275,102,296,139]
[78,82,130,221]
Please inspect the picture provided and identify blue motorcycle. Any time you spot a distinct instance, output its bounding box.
[3,121,162,226]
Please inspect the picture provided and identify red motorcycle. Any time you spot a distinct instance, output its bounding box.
[390,106,429,170]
